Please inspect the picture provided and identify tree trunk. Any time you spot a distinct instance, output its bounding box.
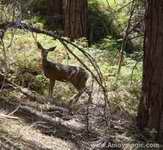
[137,0,163,142]
[64,0,88,39]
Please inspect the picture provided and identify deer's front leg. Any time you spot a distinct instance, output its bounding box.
[49,79,55,98]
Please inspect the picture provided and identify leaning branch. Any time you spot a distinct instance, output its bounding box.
[117,0,136,77]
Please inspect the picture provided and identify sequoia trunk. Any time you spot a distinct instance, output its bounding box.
[137,0,163,142]
[64,0,88,39]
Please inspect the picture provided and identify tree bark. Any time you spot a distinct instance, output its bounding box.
[137,0,163,141]
[64,0,88,39]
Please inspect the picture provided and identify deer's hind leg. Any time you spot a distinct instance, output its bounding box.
[49,79,55,98]
[69,88,86,106]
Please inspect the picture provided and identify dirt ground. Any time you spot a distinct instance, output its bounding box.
[0,116,77,150]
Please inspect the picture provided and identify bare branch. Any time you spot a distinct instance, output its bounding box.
[117,0,136,77]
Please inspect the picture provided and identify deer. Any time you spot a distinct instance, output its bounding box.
[37,42,89,104]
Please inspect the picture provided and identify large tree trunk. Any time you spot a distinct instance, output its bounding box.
[64,0,88,39]
[137,0,163,141]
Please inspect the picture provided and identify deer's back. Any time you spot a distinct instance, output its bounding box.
[43,61,88,88]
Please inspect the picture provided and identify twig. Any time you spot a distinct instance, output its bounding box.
[128,34,143,41]
[130,61,139,85]
[0,39,8,72]
[117,0,136,78]
[19,121,47,135]
[0,113,19,120]
[116,0,134,12]
[6,28,16,49]
[7,105,20,116]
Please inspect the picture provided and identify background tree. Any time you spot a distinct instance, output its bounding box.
[47,0,63,17]
[137,0,163,141]
[64,0,88,39]
[47,0,63,26]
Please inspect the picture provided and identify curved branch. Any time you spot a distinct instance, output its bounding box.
[0,21,111,124]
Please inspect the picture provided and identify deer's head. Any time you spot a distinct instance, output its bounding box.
[37,42,56,58]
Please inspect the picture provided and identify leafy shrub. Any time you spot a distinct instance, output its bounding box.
[34,74,48,94]
[88,0,119,42]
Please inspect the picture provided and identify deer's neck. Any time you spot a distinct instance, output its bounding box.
[41,56,49,66]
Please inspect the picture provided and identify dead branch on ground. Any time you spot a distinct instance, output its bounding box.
[0,96,86,134]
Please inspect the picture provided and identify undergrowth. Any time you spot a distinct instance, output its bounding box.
[0,29,142,116]
[0,0,143,116]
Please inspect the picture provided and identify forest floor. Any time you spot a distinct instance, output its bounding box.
[0,117,76,150]
[0,76,159,150]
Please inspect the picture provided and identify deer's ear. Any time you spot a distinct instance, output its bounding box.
[37,42,43,49]
[48,46,57,52]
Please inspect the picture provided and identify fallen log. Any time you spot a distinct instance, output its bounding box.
[0,72,46,103]
[18,100,70,114]
[0,72,70,117]
[19,88,47,104]
[19,105,85,132]
[0,96,86,134]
